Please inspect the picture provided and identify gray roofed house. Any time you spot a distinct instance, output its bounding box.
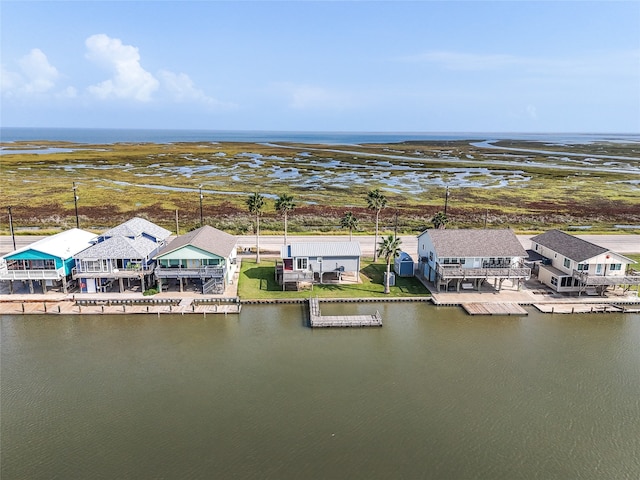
[277,241,362,289]
[530,230,637,295]
[530,229,607,263]
[72,218,171,293]
[417,229,530,291]
[153,226,238,294]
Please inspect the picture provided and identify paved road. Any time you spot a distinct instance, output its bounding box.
[2,233,638,257]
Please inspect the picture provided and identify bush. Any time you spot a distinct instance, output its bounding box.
[143,288,158,296]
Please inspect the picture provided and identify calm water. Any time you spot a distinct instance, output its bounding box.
[2,304,640,479]
[2,127,638,145]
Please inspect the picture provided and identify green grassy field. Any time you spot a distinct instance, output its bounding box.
[237,258,430,299]
[2,139,639,234]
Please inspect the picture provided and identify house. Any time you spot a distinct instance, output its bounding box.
[530,229,639,295]
[276,241,361,290]
[0,228,96,294]
[73,217,171,293]
[153,225,238,294]
[417,229,530,291]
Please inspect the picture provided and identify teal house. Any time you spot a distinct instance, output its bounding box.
[154,226,238,294]
[0,228,96,293]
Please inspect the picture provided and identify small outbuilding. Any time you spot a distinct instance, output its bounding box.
[394,251,415,277]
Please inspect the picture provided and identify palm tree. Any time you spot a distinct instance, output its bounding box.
[275,193,295,245]
[246,192,265,263]
[431,211,449,229]
[377,235,402,294]
[367,189,387,261]
[340,211,359,241]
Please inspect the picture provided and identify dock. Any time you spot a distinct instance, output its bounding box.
[462,302,528,316]
[533,303,640,314]
[309,297,383,328]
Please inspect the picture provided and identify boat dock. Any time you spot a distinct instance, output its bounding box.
[533,303,640,314]
[462,302,529,316]
[309,297,383,328]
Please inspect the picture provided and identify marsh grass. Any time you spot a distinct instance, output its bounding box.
[2,140,638,233]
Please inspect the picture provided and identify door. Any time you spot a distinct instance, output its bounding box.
[187,259,200,269]
[596,264,603,275]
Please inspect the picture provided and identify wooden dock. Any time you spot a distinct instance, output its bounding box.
[462,302,528,316]
[533,303,639,314]
[309,297,382,328]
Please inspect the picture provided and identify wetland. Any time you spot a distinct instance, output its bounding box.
[2,137,639,234]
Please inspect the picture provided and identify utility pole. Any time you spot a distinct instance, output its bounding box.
[175,209,179,235]
[394,211,398,238]
[8,206,16,250]
[444,185,450,216]
[72,182,80,228]
[199,185,204,227]
[484,208,488,228]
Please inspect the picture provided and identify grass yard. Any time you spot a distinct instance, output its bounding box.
[237,257,430,300]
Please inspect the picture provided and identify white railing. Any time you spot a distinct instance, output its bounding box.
[0,269,63,281]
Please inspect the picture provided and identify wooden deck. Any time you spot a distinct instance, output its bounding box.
[533,303,639,314]
[462,302,528,316]
[309,297,383,328]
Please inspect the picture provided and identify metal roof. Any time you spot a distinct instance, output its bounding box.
[418,229,527,258]
[282,242,362,258]
[530,230,608,263]
[3,228,96,261]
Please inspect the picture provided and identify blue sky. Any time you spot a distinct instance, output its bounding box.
[1,1,639,133]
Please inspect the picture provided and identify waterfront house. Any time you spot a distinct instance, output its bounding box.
[73,217,171,293]
[530,229,638,295]
[417,229,530,291]
[0,228,96,294]
[153,225,238,294]
[276,241,361,290]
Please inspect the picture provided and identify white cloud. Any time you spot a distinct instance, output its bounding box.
[85,34,159,101]
[275,83,355,110]
[1,49,60,96]
[158,69,226,107]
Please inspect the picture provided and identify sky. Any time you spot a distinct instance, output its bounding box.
[1,0,639,133]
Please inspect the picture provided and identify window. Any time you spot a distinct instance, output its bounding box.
[429,251,433,261]
[534,244,538,251]
[460,258,466,265]
[610,264,622,271]
[577,263,588,271]
[564,258,571,269]
[296,258,308,270]
[317,257,323,263]
[551,276,558,286]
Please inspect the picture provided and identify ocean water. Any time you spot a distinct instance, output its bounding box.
[1,127,638,145]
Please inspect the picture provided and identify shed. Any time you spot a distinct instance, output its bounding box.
[394,251,414,277]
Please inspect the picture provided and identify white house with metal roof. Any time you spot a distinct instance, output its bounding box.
[0,228,96,293]
[277,241,361,289]
[417,229,530,291]
[530,229,638,295]
[73,217,171,293]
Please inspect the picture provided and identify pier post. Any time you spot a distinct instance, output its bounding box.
[43,302,47,313]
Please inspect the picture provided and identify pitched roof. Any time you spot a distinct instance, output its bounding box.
[530,229,608,262]
[74,235,159,260]
[418,229,526,258]
[3,228,96,261]
[281,242,362,258]
[101,217,171,241]
[155,225,237,258]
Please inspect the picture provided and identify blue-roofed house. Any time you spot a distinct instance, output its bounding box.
[276,241,361,290]
[0,228,96,293]
[73,217,171,293]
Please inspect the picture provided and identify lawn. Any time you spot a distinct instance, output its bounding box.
[237,257,430,300]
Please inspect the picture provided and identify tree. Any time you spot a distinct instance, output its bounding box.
[340,211,359,241]
[246,192,265,263]
[367,188,387,261]
[377,234,402,294]
[275,193,296,245]
[431,211,449,229]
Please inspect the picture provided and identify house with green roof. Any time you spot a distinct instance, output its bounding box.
[153,225,238,294]
[0,228,96,293]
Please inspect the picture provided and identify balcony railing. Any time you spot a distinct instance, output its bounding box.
[72,264,153,279]
[155,265,225,279]
[572,269,640,286]
[0,268,64,281]
[436,263,531,280]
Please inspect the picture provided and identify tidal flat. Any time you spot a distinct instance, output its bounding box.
[1,139,639,233]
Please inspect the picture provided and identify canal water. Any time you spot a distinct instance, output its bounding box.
[2,304,639,479]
